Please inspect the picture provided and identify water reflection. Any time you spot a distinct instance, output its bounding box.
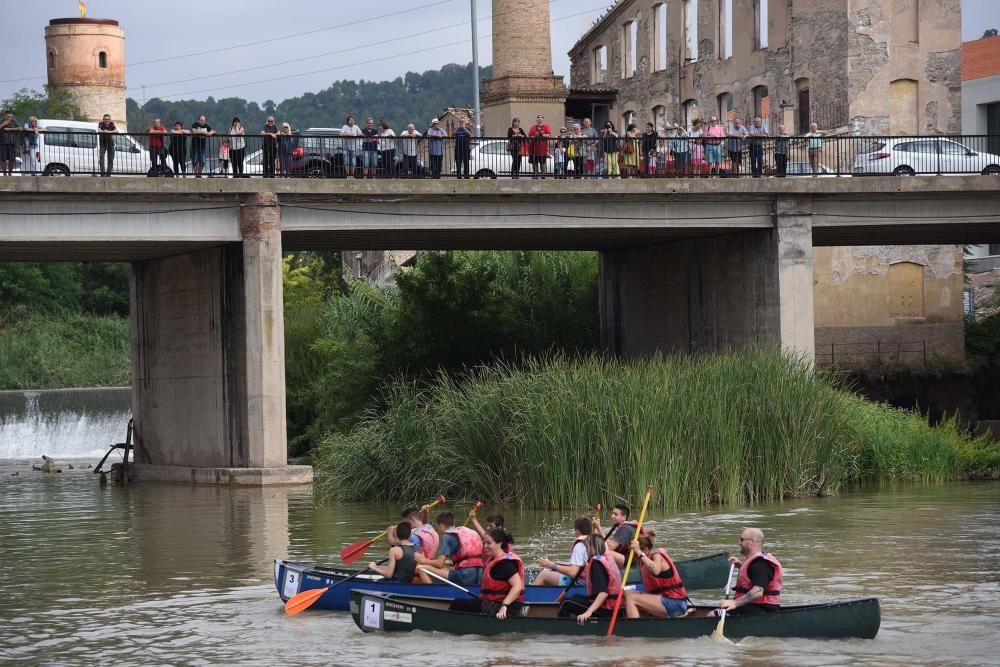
[0,461,997,666]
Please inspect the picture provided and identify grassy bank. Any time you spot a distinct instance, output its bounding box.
[313,349,998,508]
[0,311,130,390]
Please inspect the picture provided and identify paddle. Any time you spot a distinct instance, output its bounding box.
[606,484,654,636]
[555,504,612,604]
[463,500,482,527]
[418,565,479,599]
[711,562,738,643]
[284,558,389,615]
[340,495,446,565]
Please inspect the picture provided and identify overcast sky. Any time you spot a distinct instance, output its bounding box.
[2,0,997,106]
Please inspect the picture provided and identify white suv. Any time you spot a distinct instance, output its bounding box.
[852,137,1000,176]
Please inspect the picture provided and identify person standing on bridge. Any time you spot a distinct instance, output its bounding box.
[804,122,824,176]
[147,118,167,175]
[580,118,599,176]
[399,123,421,178]
[703,116,725,177]
[507,118,527,179]
[528,114,551,179]
[361,117,380,179]
[341,116,363,178]
[748,117,768,177]
[261,117,279,178]
[21,116,42,174]
[97,114,117,177]
[717,527,782,616]
[0,110,20,176]
[229,117,246,178]
[454,117,472,179]
[725,117,748,177]
[773,125,790,177]
[168,121,189,177]
[189,115,215,178]
[426,118,447,179]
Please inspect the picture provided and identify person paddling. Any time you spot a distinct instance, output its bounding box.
[594,503,640,567]
[623,531,689,618]
[557,533,622,622]
[447,528,525,619]
[415,511,485,586]
[716,527,782,616]
[469,508,504,538]
[368,521,418,582]
[389,505,440,560]
[534,516,593,586]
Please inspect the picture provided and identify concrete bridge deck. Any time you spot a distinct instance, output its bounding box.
[1,175,998,261]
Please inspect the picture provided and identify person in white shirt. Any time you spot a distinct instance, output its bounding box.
[399,123,422,178]
[340,115,363,178]
[379,120,397,177]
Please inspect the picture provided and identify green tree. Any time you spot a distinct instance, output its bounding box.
[0,86,84,121]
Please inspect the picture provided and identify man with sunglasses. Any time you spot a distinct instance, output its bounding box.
[717,527,782,615]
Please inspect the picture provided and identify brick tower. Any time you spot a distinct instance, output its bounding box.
[45,17,126,126]
[481,0,566,136]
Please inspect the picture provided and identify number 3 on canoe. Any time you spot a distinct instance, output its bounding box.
[339,495,446,565]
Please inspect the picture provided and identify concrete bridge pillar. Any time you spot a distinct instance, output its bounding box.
[599,199,815,361]
[128,193,310,485]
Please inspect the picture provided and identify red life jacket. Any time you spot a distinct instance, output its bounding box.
[734,552,782,606]
[611,520,646,555]
[446,526,484,569]
[480,551,525,603]
[414,524,439,559]
[585,554,623,611]
[639,548,688,600]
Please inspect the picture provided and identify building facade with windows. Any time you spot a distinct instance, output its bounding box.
[567,0,960,137]
[568,0,966,365]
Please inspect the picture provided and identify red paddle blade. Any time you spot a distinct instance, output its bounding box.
[284,586,329,615]
[340,538,374,566]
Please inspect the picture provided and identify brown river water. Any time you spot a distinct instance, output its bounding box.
[0,458,997,666]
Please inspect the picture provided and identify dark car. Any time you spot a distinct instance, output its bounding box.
[289,129,429,178]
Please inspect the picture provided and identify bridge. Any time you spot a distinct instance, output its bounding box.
[2,176,998,484]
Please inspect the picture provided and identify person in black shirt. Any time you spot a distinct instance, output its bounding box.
[718,527,783,615]
[0,110,20,176]
[189,115,215,178]
[507,118,527,179]
[97,114,117,176]
[369,521,418,583]
[448,528,525,619]
[454,117,472,179]
[261,117,279,178]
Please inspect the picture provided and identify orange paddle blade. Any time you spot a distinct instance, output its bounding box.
[284,586,329,615]
[340,538,376,566]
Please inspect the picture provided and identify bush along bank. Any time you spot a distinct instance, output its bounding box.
[0,310,130,390]
[313,349,999,508]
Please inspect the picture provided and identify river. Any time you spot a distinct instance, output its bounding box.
[1,391,998,665]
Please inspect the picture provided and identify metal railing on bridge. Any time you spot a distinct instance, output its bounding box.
[3,128,999,179]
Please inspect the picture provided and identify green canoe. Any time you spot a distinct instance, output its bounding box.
[350,590,881,640]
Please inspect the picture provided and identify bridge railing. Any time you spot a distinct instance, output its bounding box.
[4,129,1000,179]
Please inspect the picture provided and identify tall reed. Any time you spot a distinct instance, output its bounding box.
[314,349,993,508]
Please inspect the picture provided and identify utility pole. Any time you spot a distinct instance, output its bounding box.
[470,0,481,137]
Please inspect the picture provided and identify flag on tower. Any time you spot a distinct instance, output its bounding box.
[79,1,86,18]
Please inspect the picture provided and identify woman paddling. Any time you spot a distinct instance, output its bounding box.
[449,528,524,620]
[623,531,689,618]
[557,533,622,622]
[368,521,418,583]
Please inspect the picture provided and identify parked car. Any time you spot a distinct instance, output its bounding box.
[32,119,160,176]
[241,129,428,177]
[852,137,1000,176]
[463,139,554,178]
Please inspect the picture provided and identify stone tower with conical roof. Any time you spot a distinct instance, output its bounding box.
[481,0,566,135]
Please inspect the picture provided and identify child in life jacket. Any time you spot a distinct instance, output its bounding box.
[369,521,418,583]
[415,511,484,586]
[557,533,622,622]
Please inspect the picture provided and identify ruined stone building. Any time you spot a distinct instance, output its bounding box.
[567,0,960,136]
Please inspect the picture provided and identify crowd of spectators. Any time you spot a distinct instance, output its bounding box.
[0,107,829,178]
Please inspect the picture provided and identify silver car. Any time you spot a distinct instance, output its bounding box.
[852,137,1000,176]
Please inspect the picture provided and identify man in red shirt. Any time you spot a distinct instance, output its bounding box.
[148,118,167,175]
[528,114,551,179]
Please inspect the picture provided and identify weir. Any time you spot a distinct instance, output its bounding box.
[1,177,998,484]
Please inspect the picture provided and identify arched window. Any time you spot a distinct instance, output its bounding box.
[622,20,638,78]
[718,92,734,124]
[653,106,668,134]
[795,78,810,133]
[752,85,769,119]
[592,45,608,84]
[47,51,56,69]
[623,110,636,129]
[683,99,700,129]
[99,51,108,68]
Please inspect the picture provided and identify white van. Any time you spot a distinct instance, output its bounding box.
[34,119,158,176]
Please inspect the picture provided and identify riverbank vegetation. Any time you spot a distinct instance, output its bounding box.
[313,349,998,508]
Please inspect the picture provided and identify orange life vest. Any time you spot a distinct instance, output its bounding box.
[585,554,623,611]
[734,552,782,606]
[480,551,525,603]
[446,526,484,569]
[639,548,688,600]
[413,523,439,559]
